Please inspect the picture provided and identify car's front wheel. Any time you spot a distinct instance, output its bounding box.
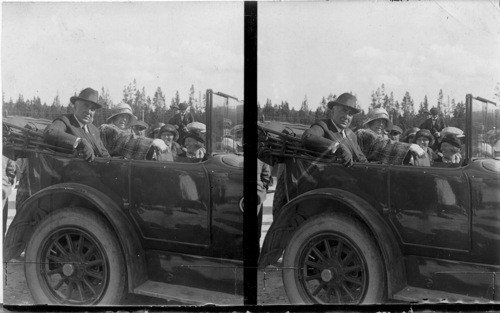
[25,207,126,305]
[282,213,385,304]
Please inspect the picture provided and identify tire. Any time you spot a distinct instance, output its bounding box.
[25,207,126,305]
[272,172,287,218]
[282,213,385,304]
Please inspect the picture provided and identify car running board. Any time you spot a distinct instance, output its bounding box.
[393,286,494,303]
[133,280,243,305]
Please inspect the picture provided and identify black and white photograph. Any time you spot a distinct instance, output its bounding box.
[2,0,500,310]
[257,1,500,305]
[2,1,244,306]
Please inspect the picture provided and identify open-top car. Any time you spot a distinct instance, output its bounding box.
[258,95,500,304]
[3,90,244,305]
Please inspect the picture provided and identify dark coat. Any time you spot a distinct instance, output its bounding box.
[168,113,195,134]
[44,114,110,158]
[302,119,367,162]
[419,117,447,136]
[155,142,182,162]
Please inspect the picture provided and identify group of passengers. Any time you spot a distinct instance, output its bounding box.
[44,87,206,162]
[302,92,466,167]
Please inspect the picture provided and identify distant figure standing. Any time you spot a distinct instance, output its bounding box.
[419,107,446,149]
[3,156,16,235]
[169,102,195,141]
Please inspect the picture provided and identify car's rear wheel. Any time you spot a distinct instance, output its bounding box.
[282,213,385,304]
[25,207,126,305]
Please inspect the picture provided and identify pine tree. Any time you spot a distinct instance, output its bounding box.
[437,89,443,111]
[188,84,195,107]
[494,82,500,103]
[98,87,113,108]
[123,79,138,105]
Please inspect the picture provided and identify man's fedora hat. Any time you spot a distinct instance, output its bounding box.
[70,88,102,109]
[363,107,393,130]
[106,102,138,124]
[327,93,361,114]
[172,102,189,111]
[430,107,439,115]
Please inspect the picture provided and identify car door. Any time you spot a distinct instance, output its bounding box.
[129,159,211,254]
[389,164,471,253]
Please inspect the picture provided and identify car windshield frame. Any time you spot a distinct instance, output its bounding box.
[467,94,499,160]
[206,89,244,156]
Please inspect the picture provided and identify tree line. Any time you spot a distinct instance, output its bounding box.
[258,84,470,132]
[2,79,206,128]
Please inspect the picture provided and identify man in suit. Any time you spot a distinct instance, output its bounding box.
[44,87,110,161]
[302,93,368,167]
[419,107,446,149]
[168,102,195,141]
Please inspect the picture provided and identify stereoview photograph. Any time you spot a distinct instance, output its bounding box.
[2,2,244,306]
[257,1,500,305]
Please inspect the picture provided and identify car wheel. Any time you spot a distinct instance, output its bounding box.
[282,213,385,304]
[25,207,126,305]
[272,172,286,218]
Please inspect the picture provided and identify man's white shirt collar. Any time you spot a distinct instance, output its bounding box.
[74,115,89,133]
[331,120,346,138]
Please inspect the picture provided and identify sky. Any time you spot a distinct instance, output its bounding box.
[1,2,244,106]
[258,1,500,111]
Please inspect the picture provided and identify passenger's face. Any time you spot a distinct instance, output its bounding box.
[74,101,97,125]
[368,119,387,135]
[331,105,354,130]
[440,142,459,158]
[161,132,175,145]
[113,114,130,130]
[185,137,203,153]
[390,133,400,141]
[416,136,430,149]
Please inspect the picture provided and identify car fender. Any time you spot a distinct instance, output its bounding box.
[259,187,406,298]
[4,182,147,292]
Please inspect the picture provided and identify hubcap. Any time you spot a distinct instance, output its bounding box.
[39,228,108,305]
[320,269,332,282]
[298,234,368,304]
[62,264,75,276]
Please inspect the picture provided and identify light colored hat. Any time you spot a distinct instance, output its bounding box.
[441,127,464,138]
[363,107,393,130]
[186,122,206,133]
[106,102,137,124]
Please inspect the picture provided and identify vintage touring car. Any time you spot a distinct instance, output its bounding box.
[3,90,244,305]
[258,95,500,304]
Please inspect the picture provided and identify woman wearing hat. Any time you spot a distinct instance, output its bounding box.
[355,108,425,165]
[388,125,403,142]
[106,102,137,132]
[402,127,420,143]
[99,103,167,160]
[155,124,182,162]
[412,129,439,165]
[148,122,165,139]
[435,134,462,164]
[179,129,206,159]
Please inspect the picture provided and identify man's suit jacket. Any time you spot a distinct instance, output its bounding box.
[302,119,367,162]
[44,114,110,157]
[419,117,446,135]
